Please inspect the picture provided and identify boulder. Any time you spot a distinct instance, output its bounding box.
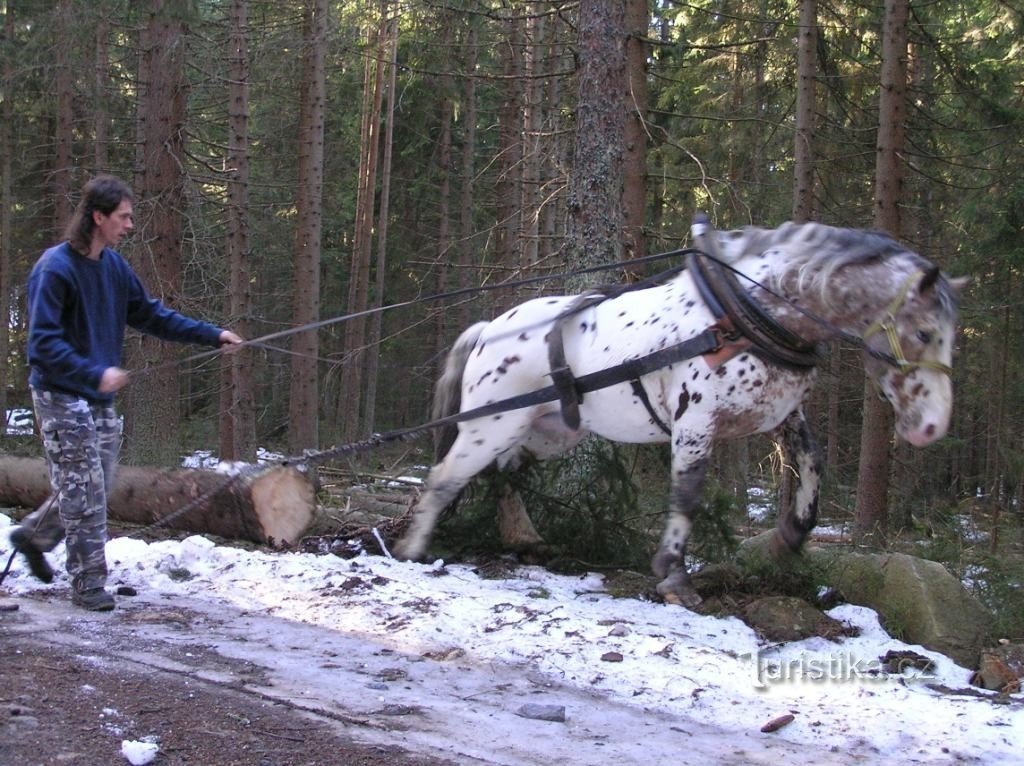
[807,548,992,667]
[731,531,994,666]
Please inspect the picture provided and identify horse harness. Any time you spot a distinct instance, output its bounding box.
[415,221,944,440]
[546,241,822,436]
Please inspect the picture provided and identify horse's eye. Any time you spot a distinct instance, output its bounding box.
[916,330,933,344]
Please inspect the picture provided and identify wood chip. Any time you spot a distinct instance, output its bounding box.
[760,713,795,733]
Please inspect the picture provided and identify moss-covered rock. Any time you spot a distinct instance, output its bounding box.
[729,531,993,666]
[808,548,992,667]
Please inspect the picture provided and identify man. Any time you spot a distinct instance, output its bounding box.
[8,175,243,611]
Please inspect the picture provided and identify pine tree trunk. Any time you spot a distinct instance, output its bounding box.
[0,457,315,545]
[623,0,648,264]
[287,0,327,454]
[854,0,908,545]
[364,5,399,434]
[433,45,454,367]
[0,5,12,441]
[456,18,478,331]
[124,0,189,467]
[494,15,524,310]
[94,17,110,172]
[338,9,385,442]
[52,0,74,237]
[0,4,12,442]
[220,0,256,462]
[565,0,627,285]
[792,0,817,223]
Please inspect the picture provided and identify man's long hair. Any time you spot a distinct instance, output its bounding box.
[65,175,134,255]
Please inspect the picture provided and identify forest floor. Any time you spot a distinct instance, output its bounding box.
[0,581,868,766]
[2,460,1020,766]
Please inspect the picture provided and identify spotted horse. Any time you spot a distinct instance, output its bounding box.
[394,215,966,607]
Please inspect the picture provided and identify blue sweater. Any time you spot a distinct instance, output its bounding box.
[27,242,224,403]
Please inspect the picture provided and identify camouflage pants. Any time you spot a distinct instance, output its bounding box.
[19,388,121,593]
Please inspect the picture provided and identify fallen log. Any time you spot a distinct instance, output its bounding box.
[0,456,315,545]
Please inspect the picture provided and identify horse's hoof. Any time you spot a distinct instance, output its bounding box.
[656,574,702,608]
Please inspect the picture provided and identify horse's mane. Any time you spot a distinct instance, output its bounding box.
[717,221,957,314]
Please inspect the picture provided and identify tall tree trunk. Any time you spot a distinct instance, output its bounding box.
[94,16,110,172]
[494,15,524,303]
[124,0,190,467]
[787,0,820,510]
[338,7,385,442]
[565,0,627,284]
[521,11,543,267]
[854,0,908,545]
[363,3,399,433]
[53,0,74,236]
[456,17,478,331]
[432,22,454,363]
[287,0,327,454]
[623,0,648,265]
[792,0,817,223]
[219,0,256,462]
[0,2,12,437]
[540,22,566,264]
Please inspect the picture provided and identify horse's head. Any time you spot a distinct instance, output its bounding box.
[862,267,967,447]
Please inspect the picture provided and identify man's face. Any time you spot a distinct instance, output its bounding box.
[93,199,134,249]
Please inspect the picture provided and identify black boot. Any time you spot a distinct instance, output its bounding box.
[8,528,55,584]
[71,587,115,611]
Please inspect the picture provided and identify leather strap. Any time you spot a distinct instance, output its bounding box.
[686,242,820,371]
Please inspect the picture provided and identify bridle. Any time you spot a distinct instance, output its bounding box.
[861,269,954,378]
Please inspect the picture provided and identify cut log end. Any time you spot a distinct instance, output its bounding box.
[250,466,317,544]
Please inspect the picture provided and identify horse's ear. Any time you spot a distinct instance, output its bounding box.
[919,269,970,298]
[919,266,941,293]
[948,276,971,295]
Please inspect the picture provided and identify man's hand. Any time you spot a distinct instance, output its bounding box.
[219,330,244,347]
[98,367,130,393]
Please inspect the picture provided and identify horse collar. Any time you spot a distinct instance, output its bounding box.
[685,250,821,371]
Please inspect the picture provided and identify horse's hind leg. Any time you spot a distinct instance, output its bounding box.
[393,460,475,560]
[394,424,524,560]
[773,409,821,555]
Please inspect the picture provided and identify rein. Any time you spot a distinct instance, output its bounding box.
[127,246,706,381]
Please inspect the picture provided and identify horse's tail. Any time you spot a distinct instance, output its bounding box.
[432,321,488,461]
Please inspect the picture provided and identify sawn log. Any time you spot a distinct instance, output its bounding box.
[0,456,315,545]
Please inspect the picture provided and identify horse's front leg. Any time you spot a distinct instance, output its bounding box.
[652,434,711,608]
[773,409,822,555]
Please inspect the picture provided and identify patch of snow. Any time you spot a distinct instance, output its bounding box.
[2,513,1021,765]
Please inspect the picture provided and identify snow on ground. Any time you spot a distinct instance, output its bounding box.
[2,512,1021,765]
